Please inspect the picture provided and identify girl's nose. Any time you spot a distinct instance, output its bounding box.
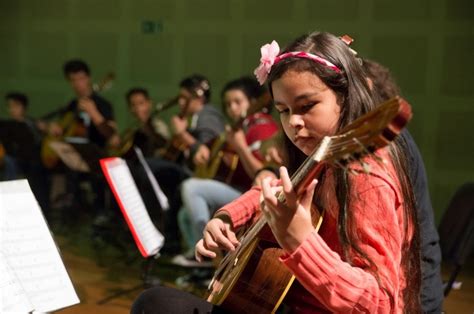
[288,113,304,130]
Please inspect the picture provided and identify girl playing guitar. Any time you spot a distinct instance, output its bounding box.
[132,31,422,313]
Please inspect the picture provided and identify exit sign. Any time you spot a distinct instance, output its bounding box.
[141,20,164,34]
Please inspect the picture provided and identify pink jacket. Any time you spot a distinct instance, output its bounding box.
[216,150,411,313]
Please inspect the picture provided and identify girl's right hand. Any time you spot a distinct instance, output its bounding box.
[195,216,240,262]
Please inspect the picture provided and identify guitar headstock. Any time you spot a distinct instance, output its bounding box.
[93,72,116,92]
[290,96,411,196]
[315,96,412,166]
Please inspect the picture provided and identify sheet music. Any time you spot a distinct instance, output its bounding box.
[133,146,170,211]
[0,180,80,312]
[0,250,34,313]
[101,158,164,257]
[49,141,90,172]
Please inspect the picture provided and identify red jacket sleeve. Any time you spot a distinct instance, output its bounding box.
[280,168,408,313]
[215,186,261,229]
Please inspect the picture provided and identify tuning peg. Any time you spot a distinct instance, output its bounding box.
[352,138,386,166]
[360,161,371,174]
[352,138,372,154]
[347,168,359,176]
[373,154,388,167]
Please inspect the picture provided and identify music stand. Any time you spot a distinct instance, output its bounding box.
[0,120,36,161]
[96,155,165,305]
[48,138,105,174]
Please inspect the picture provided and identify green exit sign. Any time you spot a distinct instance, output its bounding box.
[141,20,164,34]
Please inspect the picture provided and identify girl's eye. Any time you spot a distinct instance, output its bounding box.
[277,108,289,115]
[302,102,316,112]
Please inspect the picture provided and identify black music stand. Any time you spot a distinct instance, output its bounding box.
[96,150,164,305]
[0,119,36,161]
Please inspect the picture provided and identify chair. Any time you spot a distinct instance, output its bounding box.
[438,182,474,296]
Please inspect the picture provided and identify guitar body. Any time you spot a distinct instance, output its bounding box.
[194,135,240,184]
[207,225,295,313]
[194,136,224,179]
[209,207,323,313]
[40,73,115,168]
[111,127,136,158]
[40,112,87,169]
[41,137,60,169]
[160,136,188,161]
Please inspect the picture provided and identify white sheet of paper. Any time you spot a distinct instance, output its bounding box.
[0,250,34,313]
[103,158,164,256]
[0,180,80,312]
[133,146,170,211]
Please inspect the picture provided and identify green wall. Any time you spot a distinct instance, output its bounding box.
[1,0,473,222]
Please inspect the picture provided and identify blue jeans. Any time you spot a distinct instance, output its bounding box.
[177,206,195,252]
[180,178,241,246]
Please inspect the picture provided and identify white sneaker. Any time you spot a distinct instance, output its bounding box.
[170,254,213,268]
[175,269,214,288]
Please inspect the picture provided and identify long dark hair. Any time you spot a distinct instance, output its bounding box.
[220,76,271,116]
[220,77,254,114]
[267,32,421,312]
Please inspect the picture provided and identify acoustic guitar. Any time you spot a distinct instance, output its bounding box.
[193,128,241,184]
[160,112,189,162]
[206,96,412,313]
[194,92,273,183]
[160,134,189,162]
[160,84,208,162]
[40,72,115,168]
[108,96,177,159]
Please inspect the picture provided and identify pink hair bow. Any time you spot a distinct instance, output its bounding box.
[254,40,341,85]
[254,40,280,85]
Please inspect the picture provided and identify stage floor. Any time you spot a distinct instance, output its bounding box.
[54,232,473,313]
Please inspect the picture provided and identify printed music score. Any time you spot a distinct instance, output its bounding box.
[49,141,90,172]
[0,180,79,313]
[0,251,34,313]
[100,157,165,257]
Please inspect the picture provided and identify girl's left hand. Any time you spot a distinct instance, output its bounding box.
[261,167,317,253]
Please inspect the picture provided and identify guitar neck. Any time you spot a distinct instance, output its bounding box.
[282,137,331,200]
[242,138,329,244]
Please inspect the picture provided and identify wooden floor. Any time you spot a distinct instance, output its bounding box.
[443,262,474,313]
[57,250,138,314]
[54,233,474,314]
[53,227,196,314]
